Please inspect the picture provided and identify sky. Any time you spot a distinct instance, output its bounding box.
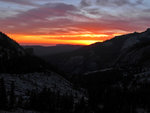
[0,0,150,46]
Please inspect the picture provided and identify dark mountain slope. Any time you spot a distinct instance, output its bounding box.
[45,29,146,76]
[0,32,25,58]
[115,28,150,68]
[0,32,87,113]
[0,32,49,73]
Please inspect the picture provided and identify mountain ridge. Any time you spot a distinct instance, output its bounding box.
[0,31,87,109]
[44,28,150,76]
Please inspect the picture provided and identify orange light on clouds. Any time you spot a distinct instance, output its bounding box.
[8,34,107,46]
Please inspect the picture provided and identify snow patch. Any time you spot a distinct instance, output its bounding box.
[0,72,87,100]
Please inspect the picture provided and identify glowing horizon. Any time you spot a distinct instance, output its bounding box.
[8,33,111,46]
[0,0,150,46]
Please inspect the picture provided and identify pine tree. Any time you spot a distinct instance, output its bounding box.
[0,78,7,109]
[9,81,15,109]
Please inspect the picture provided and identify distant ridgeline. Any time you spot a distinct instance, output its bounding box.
[24,47,34,55]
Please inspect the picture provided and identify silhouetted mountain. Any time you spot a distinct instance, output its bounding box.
[44,28,150,76]
[0,32,87,113]
[0,32,25,58]
[23,45,84,57]
[2,28,150,113]
[0,32,50,73]
[68,28,150,113]
[115,28,150,67]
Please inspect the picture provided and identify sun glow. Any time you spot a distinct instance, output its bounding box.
[8,34,106,46]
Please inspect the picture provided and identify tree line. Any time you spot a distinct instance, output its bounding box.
[0,77,89,113]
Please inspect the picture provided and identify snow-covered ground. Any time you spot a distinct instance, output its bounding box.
[0,72,87,100]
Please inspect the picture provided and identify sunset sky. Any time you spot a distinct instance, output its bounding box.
[0,0,150,46]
